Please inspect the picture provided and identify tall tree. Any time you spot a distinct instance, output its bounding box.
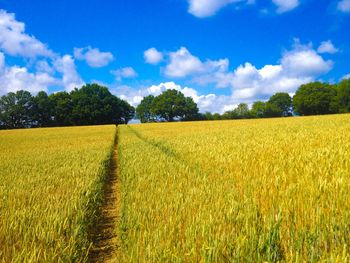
[70,84,134,125]
[119,99,135,124]
[182,97,199,121]
[0,90,34,129]
[264,102,283,117]
[332,79,350,113]
[233,103,250,119]
[32,91,53,127]
[293,82,337,116]
[251,101,266,118]
[136,95,156,123]
[268,92,293,116]
[49,91,73,126]
[151,89,198,122]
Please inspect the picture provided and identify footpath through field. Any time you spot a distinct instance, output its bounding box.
[89,136,120,263]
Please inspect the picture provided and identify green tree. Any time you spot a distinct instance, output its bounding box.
[250,101,266,118]
[222,110,237,120]
[119,99,135,124]
[0,90,34,129]
[136,95,156,123]
[293,82,337,116]
[151,89,198,122]
[182,97,199,121]
[332,79,350,113]
[233,103,250,119]
[268,92,292,116]
[49,91,73,126]
[264,102,283,118]
[32,91,53,127]
[70,84,134,125]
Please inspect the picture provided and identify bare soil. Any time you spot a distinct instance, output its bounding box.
[89,147,120,263]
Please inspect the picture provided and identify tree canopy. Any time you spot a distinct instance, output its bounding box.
[333,79,350,113]
[0,83,134,129]
[136,89,199,122]
[268,92,293,117]
[293,82,337,116]
[135,95,156,123]
[2,79,350,129]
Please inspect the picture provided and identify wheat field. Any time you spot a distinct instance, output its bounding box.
[1,115,350,262]
[118,114,350,262]
[0,125,116,262]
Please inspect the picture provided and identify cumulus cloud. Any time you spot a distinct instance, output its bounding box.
[229,44,332,100]
[0,52,84,94]
[163,41,332,94]
[0,9,85,94]
[74,46,114,67]
[144,48,163,65]
[164,47,232,87]
[111,67,138,81]
[112,81,234,113]
[272,0,299,13]
[187,0,241,18]
[0,9,54,58]
[164,47,204,77]
[317,40,339,54]
[54,55,84,91]
[113,41,332,114]
[281,45,333,78]
[157,41,333,106]
[337,0,350,12]
[187,0,298,17]
[36,60,55,74]
[0,66,57,95]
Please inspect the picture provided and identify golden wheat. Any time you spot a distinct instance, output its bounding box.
[0,125,116,262]
[118,114,350,262]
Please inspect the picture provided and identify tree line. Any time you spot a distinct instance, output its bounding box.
[0,84,135,129]
[1,79,349,129]
[136,79,350,122]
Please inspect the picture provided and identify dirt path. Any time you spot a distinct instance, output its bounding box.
[89,145,120,263]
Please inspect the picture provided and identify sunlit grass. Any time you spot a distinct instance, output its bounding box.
[118,114,350,262]
[0,125,116,262]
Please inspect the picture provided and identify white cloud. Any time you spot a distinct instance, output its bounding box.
[317,40,339,54]
[227,43,332,100]
[272,0,299,13]
[187,0,298,17]
[36,60,55,74]
[159,41,332,104]
[111,81,234,113]
[0,52,4,70]
[164,47,231,86]
[74,46,114,67]
[113,41,333,114]
[0,10,53,58]
[281,46,333,78]
[187,0,241,18]
[54,55,84,91]
[111,67,138,81]
[337,0,350,12]
[0,10,85,94]
[0,66,57,95]
[144,48,163,65]
[164,47,204,77]
[342,73,350,80]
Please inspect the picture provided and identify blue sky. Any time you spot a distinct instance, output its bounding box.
[0,0,349,113]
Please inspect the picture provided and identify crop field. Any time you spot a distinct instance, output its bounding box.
[1,115,350,262]
[0,125,116,262]
[118,114,350,262]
